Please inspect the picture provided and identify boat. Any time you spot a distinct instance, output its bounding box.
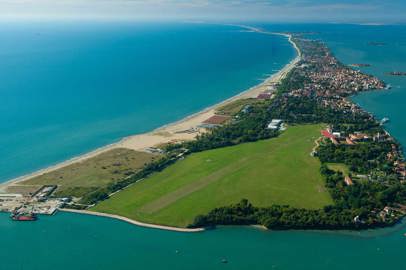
[368,42,386,46]
[385,84,392,90]
[349,63,371,68]
[10,212,37,221]
[387,71,406,76]
[380,117,390,125]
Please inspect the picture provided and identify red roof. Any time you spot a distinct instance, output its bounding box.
[344,176,354,186]
[321,130,335,139]
[202,115,230,125]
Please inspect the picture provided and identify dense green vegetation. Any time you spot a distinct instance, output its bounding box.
[91,125,332,227]
[191,199,360,230]
[168,106,279,153]
[268,95,378,130]
[215,98,260,116]
[277,70,310,94]
[326,163,350,177]
[318,141,394,174]
[191,164,406,229]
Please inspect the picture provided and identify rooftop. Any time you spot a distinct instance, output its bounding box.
[202,115,230,125]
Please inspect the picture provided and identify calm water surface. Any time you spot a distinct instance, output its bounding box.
[1,212,405,270]
[0,22,294,182]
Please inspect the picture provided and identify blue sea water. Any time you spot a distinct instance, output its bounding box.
[1,211,406,270]
[0,22,295,182]
[1,22,406,270]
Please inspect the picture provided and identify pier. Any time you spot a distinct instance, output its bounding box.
[0,185,66,220]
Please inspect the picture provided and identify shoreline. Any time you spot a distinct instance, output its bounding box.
[0,26,301,191]
[59,209,205,232]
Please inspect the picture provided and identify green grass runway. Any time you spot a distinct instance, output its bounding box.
[92,124,332,227]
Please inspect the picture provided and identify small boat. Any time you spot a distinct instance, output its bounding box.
[350,63,371,68]
[380,117,390,125]
[388,71,406,76]
[10,212,37,221]
[221,258,228,264]
[385,84,392,90]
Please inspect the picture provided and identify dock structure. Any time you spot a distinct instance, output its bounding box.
[0,184,65,219]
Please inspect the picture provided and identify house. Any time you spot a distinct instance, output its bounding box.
[346,138,355,145]
[321,130,339,145]
[349,133,370,142]
[199,115,230,129]
[145,147,165,154]
[380,206,394,220]
[241,105,252,114]
[267,119,283,130]
[321,130,335,139]
[344,176,353,186]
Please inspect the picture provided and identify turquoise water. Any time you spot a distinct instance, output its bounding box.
[2,23,406,269]
[0,22,295,182]
[1,211,406,270]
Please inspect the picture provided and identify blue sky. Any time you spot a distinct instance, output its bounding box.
[0,0,405,23]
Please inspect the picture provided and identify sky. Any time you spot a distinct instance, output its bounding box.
[0,0,405,23]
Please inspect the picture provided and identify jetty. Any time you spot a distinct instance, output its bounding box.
[387,72,406,76]
[350,64,371,68]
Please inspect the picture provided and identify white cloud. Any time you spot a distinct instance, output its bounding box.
[0,0,403,23]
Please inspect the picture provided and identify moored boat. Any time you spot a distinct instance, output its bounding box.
[380,117,390,125]
[10,212,37,221]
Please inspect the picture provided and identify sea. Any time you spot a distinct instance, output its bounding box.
[0,22,294,182]
[1,22,406,269]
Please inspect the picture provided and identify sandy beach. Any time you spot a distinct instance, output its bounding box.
[0,26,301,190]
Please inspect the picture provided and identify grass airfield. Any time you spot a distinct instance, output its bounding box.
[92,124,332,227]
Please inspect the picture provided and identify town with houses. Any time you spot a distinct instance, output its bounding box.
[281,35,406,224]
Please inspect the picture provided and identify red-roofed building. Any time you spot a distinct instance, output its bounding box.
[344,176,354,186]
[202,115,230,125]
[321,130,339,145]
[199,115,231,128]
[321,130,335,139]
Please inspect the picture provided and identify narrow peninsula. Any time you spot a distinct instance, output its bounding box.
[1,27,405,232]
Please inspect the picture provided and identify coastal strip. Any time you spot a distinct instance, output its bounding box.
[0,25,301,190]
[60,209,205,232]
